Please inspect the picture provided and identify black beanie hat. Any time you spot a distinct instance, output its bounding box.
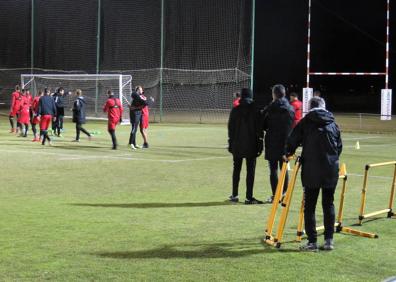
[241,88,253,99]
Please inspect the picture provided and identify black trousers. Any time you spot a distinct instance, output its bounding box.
[129,110,142,145]
[55,115,64,135]
[232,156,256,200]
[304,187,336,243]
[268,159,288,196]
[75,123,90,140]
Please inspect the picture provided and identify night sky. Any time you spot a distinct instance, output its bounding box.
[254,0,396,112]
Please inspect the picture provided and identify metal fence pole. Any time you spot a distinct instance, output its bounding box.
[31,0,34,75]
[159,0,165,122]
[95,0,101,116]
[250,0,255,92]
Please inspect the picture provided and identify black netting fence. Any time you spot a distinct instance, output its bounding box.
[0,0,253,123]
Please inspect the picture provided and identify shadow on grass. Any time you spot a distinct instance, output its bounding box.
[157,145,226,150]
[71,201,235,209]
[350,216,385,226]
[95,238,299,259]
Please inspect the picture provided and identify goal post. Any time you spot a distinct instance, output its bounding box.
[20,73,132,121]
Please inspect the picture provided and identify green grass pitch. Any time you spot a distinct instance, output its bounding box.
[0,116,395,281]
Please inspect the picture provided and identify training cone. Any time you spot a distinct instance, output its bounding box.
[355,141,360,150]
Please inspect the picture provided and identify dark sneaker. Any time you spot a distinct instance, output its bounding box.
[299,242,319,252]
[142,143,149,149]
[228,195,239,203]
[245,198,264,205]
[321,239,334,251]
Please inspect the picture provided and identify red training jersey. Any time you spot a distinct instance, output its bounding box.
[233,97,240,108]
[32,96,40,115]
[18,95,31,123]
[103,96,123,122]
[10,91,22,111]
[26,92,33,108]
[140,94,149,116]
[290,99,302,128]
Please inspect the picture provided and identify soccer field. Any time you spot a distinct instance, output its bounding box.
[0,116,395,281]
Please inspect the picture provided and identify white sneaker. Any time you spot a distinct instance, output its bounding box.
[135,144,142,149]
[130,144,136,150]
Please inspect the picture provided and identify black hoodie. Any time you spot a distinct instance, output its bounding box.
[228,97,263,159]
[286,108,343,189]
[72,96,87,124]
[262,97,295,161]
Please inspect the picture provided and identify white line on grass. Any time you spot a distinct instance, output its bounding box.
[344,143,395,148]
[342,136,387,141]
[349,173,393,180]
[59,155,228,163]
[0,148,228,163]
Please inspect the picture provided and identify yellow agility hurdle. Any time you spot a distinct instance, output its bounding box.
[296,163,378,241]
[264,157,301,248]
[358,161,396,225]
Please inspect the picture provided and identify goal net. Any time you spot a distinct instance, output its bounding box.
[21,74,132,120]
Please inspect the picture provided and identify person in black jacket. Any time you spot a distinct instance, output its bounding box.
[286,97,342,252]
[53,87,66,136]
[72,89,92,142]
[38,88,57,145]
[228,88,264,205]
[262,84,295,203]
[128,86,149,150]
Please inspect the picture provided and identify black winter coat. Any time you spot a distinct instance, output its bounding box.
[72,97,87,124]
[262,97,295,161]
[38,95,57,116]
[53,93,66,116]
[286,109,342,189]
[228,98,263,158]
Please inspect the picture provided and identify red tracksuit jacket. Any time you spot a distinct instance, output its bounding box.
[103,96,123,122]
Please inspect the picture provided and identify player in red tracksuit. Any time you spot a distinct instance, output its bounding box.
[31,91,43,142]
[38,88,57,145]
[9,85,22,133]
[103,90,123,150]
[17,89,31,137]
[26,90,33,125]
[233,92,241,108]
[139,93,154,149]
[290,92,302,128]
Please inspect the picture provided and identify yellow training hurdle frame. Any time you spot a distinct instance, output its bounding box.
[264,159,378,249]
[358,161,396,225]
[296,163,378,241]
[264,156,301,248]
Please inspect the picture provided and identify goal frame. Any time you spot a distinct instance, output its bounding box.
[303,0,392,120]
[20,73,132,120]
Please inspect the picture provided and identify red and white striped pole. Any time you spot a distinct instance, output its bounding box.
[381,0,392,120]
[386,0,390,89]
[303,0,313,116]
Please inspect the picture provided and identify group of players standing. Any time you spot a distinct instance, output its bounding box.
[8,85,153,149]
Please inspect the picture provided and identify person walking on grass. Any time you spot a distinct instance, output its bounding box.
[31,91,43,142]
[228,88,264,205]
[262,84,294,203]
[289,92,302,128]
[128,86,149,150]
[72,89,92,142]
[103,90,123,150]
[9,85,22,133]
[38,88,57,146]
[286,97,342,252]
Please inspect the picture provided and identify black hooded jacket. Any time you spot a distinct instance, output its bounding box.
[72,96,87,124]
[228,98,263,158]
[286,108,343,189]
[262,97,295,161]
